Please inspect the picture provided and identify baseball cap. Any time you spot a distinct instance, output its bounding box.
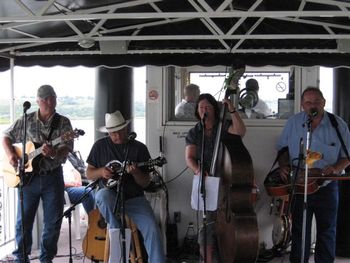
[37,85,57,99]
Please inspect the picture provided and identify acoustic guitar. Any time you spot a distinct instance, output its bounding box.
[2,128,85,188]
[82,208,107,261]
[265,168,350,196]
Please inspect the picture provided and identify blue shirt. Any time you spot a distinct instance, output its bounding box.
[277,111,350,169]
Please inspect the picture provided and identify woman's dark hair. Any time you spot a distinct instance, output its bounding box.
[194,93,220,120]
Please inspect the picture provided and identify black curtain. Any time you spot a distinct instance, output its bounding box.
[334,67,350,257]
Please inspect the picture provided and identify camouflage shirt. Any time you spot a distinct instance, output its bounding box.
[3,110,73,174]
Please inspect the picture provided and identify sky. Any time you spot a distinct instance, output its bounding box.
[0,66,146,101]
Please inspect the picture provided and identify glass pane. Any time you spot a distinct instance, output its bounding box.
[188,71,292,119]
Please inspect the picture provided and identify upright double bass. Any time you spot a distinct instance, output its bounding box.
[211,67,259,262]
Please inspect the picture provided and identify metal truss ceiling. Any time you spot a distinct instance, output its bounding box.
[1,0,350,67]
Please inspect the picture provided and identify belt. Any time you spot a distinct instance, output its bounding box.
[34,166,62,176]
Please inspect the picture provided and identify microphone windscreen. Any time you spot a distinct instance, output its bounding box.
[309,108,318,118]
[23,101,31,110]
[128,132,137,141]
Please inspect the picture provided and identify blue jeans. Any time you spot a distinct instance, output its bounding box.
[95,188,165,263]
[13,169,65,263]
[65,186,95,214]
[290,181,338,263]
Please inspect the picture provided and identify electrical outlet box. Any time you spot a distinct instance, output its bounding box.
[174,211,181,223]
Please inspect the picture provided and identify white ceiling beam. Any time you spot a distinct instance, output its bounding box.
[13,48,342,57]
[14,0,35,16]
[306,0,350,8]
[275,17,350,31]
[1,33,350,44]
[99,18,192,34]
[227,0,264,35]
[189,0,230,49]
[37,0,56,16]
[216,0,234,13]
[2,11,350,23]
[231,17,264,52]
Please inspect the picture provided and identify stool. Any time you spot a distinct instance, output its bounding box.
[63,190,81,240]
[104,215,144,263]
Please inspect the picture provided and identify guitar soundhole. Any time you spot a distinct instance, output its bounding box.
[98,218,107,229]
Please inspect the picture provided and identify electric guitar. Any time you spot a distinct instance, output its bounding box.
[101,156,167,188]
[2,128,85,188]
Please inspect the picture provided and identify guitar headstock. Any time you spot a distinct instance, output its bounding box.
[224,66,246,97]
[148,156,167,168]
[61,128,85,142]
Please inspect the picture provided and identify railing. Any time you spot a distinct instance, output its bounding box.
[0,175,17,259]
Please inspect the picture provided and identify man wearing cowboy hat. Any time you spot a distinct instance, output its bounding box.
[86,110,165,263]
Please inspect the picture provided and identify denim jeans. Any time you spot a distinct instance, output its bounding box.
[95,188,166,263]
[290,181,338,263]
[65,186,95,214]
[13,169,65,263]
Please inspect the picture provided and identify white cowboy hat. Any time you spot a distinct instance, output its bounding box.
[98,110,130,133]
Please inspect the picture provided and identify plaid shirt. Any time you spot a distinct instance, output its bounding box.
[3,110,73,174]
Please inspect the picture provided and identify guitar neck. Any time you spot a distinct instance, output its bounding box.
[133,158,164,169]
[309,175,350,181]
[28,137,62,160]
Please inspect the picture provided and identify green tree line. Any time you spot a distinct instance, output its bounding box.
[0,96,145,124]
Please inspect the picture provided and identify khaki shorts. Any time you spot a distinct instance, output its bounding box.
[198,211,217,246]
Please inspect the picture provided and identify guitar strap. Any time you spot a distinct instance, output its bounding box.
[268,146,289,173]
[327,112,350,162]
[32,113,61,179]
[47,113,61,141]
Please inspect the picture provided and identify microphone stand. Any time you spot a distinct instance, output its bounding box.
[19,106,29,263]
[112,139,133,263]
[301,117,312,263]
[199,116,207,263]
[289,138,304,212]
[57,181,99,263]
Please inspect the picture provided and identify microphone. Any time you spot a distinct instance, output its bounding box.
[309,108,318,118]
[159,136,163,154]
[128,132,137,141]
[201,112,207,126]
[23,101,31,112]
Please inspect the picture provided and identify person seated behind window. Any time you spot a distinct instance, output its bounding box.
[175,83,200,119]
[64,153,95,215]
[244,78,272,118]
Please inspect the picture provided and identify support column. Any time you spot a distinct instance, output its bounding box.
[94,67,133,140]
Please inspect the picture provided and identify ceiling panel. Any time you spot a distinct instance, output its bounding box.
[0,0,350,68]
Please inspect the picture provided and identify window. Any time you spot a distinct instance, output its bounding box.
[170,66,294,121]
[319,67,333,113]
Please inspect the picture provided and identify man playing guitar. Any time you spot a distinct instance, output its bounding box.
[277,87,350,263]
[2,85,74,263]
[86,110,165,263]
